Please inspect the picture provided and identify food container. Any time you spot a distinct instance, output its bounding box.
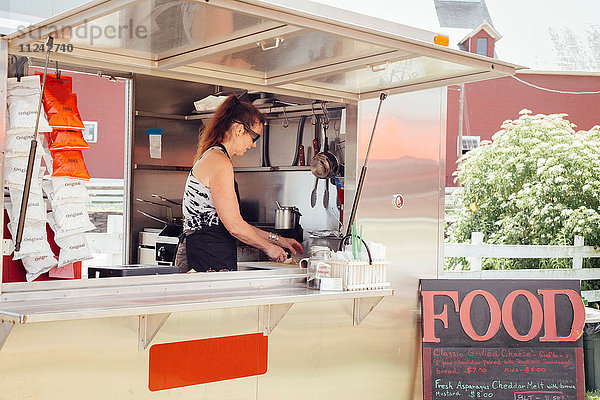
[274,206,301,230]
[301,245,331,290]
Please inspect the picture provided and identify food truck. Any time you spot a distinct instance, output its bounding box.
[0,1,520,398]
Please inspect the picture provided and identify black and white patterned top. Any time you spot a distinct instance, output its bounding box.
[182,145,233,232]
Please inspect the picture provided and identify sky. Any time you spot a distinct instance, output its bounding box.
[314,0,600,71]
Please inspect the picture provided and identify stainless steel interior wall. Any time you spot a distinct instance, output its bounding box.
[130,75,345,261]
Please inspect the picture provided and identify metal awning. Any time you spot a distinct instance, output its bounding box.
[5,0,523,102]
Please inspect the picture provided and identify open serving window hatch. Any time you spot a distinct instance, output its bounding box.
[6,0,522,103]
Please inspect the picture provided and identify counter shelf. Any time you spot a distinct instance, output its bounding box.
[135,103,346,121]
[134,164,313,172]
[0,263,392,351]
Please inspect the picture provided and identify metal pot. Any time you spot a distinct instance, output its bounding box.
[275,206,301,230]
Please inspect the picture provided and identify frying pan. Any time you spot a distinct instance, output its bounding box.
[310,113,339,180]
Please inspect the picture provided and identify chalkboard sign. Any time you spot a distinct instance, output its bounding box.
[421,280,585,400]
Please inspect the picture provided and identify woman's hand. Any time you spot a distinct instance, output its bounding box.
[279,237,304,255]
[265,244,288,263]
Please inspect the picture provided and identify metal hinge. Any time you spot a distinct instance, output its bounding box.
[2,239,13,256]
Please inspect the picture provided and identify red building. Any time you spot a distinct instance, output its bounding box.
[444,22,600,187]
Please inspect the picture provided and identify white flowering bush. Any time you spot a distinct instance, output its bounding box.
[447,110,600,274]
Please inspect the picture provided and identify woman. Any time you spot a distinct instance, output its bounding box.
[179,94,303,272]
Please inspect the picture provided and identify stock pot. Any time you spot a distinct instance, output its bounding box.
[274,206,301,230]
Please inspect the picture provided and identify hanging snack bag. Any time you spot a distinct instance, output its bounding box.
[4,155,44,192]
[49,129,89,151]
[51,150,90,180]
[47,211,95,240]
[22,254,59,282]
[8,75,44,96]
[7,94,54,132]
[5,130,43,156]
[43,92,85,130]
[51,177,90,204]
[34,72,73,93]
[8,221,54,260]
[54,233,93,268]
[7,76,53,132]
[38,73,85,130]
[51,202,95,235]
[8,187,47,222]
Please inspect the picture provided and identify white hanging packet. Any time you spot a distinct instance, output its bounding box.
[5,129,43,156]
[7,76,52,132]
[48,204,95,237]
[22,254,58,282]
[8,221,54,260]
[8,187,47,222]
[51,177,90,204]
[7,94,53,132]
[4,155,44,193]
[55,233,93,267]
[8,76,43,96]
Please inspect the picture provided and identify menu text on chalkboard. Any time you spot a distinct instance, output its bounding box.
[421,280,585,400]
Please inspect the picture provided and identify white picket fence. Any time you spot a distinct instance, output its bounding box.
[444,232,600,302]
[86,178,124,212]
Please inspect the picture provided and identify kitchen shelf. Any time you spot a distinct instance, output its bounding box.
[134,164,192,172]
[134,102,346,122]
[234,166,312,172]
[134,111,191,120]
[0,266,392,351]
[187,102,346,120]
[134,164,312,172]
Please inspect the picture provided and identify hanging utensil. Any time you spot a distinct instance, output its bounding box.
[310,124,320,208]
[310,175,319,207]
[323,178,329,209]
[321,115,331,209]
[345,92,388,237]
[281,106,290,128]
[310,105,339,180]
[298,144,305,166]
[292,116,306,166]
[261,118,271,167]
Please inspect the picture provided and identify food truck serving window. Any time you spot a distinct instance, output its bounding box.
[0,0,520,291]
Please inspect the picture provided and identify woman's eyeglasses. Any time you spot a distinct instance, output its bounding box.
[232,120,260,143]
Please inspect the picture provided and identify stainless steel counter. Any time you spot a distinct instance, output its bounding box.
[0,263,392,350]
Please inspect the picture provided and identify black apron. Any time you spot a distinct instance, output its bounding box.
[183,144,240,272]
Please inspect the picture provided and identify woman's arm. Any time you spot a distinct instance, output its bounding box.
[250,226,304,255]
[203,153,287,262]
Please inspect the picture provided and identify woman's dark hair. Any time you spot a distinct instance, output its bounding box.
[194,95,266,162]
